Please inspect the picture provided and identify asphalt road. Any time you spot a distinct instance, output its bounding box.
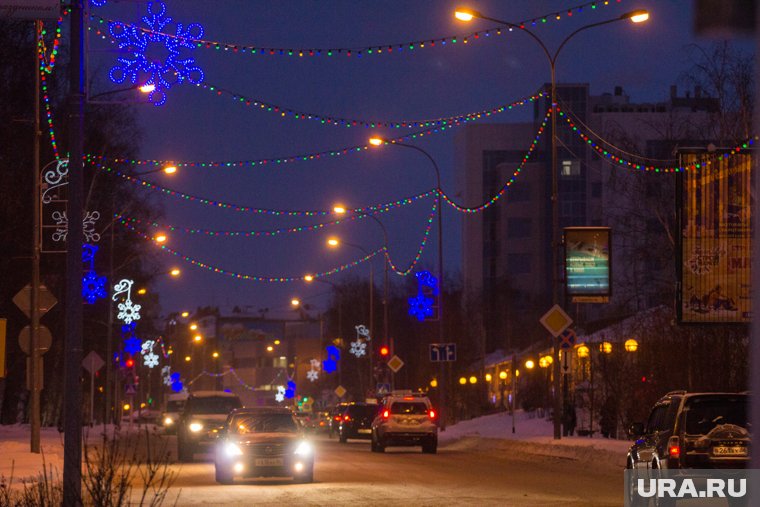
[155,432,622,506]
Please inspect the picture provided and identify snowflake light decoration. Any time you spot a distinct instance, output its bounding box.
[284,380,296,399]
[355,324,371,341]
[350,340,367,358]
[306,369,319,382]
[161,366,172,386]
[170,373,183,393]
[108,1,204,106]
[323,345,340,373]
[275,386,286,403]
[309,359,321,371]
[124,337,142,355]
[113,279,141,324]
[415,270,440,295]
[82,271,107,304]
[408,294,434,322]
[141,340,156,355]
[143,352,159,368]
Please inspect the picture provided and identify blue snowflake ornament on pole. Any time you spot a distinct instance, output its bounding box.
[82,244,107,304]
[408,293,434,321]
[108,1,204,106]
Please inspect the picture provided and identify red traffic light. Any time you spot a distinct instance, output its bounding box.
[125,358,135,368]
[379,346,390,357]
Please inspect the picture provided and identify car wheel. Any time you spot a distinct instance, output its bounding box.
[294,469,314,484]
[422,436,437,454]
[374,433,385,453]
[214,463,233,485]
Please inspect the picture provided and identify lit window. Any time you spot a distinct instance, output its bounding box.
[561,159,581,177]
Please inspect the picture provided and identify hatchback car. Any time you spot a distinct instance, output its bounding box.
[338,402,378,443]
[214,407,315,484]
[371,392,437,453]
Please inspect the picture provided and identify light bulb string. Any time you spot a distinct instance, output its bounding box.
[384,195,438,276]
[86,1,623,59]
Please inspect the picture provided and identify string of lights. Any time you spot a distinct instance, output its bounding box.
[440,111,549,213]
[38,19,63,161]
[193,80,544,129]
[119,219,383,282]
[557,106,757,172]
[87,118,467,169]
[186,368,283,392]
[385,195,438,276]
[113,199,407,238]
[86,1,624,59]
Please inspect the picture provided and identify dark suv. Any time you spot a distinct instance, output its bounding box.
[627,391,749,471]
[337,402,378,443]
[328,402,348,438]
[177,391,243,462]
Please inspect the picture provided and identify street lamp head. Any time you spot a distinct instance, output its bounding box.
[154,233,168,244]
[454,8,480,22]
[163,164,178,175]
[190,323,198,330]
[212,351,219,359]
[577,344,590,358]
[194,334,203,343]
[291,298,301,307]
[326,237,340,247]
[499,371,507,380]
[368,137,384,146]
[180,311,189,318]
[139,83,156,93]
[332,204,347,214]
[169,268,181,277]
[304,274,314,282]
[525,359,535,370]
[137,288,147,295]
[624,10,649,23]
[625,338,639,352]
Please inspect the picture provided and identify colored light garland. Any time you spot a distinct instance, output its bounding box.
[38,19,63,160]
[557,106,758,173]
[439,111,549,213]
[384,195,437,276]
[119,219,383,282]
[193,80,544,129]
[86,1,624,60]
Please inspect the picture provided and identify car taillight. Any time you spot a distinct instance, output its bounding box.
[343,415,351,422]
[428,409,436,419]
[382,410,390,419]
[667,436,680,460]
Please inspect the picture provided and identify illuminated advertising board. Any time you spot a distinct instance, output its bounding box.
[564,227,611,303]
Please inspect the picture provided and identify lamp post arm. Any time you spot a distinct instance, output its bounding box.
[393,142,442,189]
[474,14,553,66]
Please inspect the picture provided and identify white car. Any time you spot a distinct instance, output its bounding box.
[371,391,438,454]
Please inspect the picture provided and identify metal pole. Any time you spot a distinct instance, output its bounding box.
[549,64,562,441]
[64,1,85,504]
[751,5,760,473]
[31,19,42,454]
[511,354,516,434]
[89,367,95,426]
[105,195,115,427]
[369,261,374,396]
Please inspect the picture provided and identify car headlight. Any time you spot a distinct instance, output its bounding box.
[163,416,174,426]
[189,422,204,433]
[224,442,243,457]
[294,440,313,456]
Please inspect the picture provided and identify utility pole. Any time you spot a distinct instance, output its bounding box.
[30,19,42,454]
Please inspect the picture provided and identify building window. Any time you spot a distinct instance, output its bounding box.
[507,254,532,274]
[507,218,532,238]
[561,159,581,177]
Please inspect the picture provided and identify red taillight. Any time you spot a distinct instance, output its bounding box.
[667,436,680,459]
[382,410,390,419]
[428,409,436,419]
[333,416,340,421]
[343,415,351,421]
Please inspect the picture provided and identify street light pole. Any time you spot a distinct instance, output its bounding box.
[454,6,649,440]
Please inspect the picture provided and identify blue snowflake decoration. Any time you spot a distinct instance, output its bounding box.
[170,372,183,392]
[408,294,434,321]
[82,271,108,304]
[415,271,439,295]
[124,337,142,355]
[121,322,137,335]
[108,1,204,106]
[284,380,296,399]
[91,0,107,6]
[323,345,340,373]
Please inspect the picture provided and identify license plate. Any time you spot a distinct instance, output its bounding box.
[401,418,420,425]
[713,446,747,456]
[358,429,371,434]
[254,458,284,467]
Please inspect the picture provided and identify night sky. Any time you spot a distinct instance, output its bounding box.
[85,0,751,318]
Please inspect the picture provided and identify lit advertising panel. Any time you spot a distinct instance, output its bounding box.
[564,227,611,303]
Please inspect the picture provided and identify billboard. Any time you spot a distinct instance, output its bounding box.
[678,151,752,323]
[0,1,60,19]
[564,227,611,303]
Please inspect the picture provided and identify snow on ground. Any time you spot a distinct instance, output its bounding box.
[0,425,64,483]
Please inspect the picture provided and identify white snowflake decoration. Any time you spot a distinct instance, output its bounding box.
[143,352,159,368]
[275,386,286,403]
[141,340,155,354]
[309,359,321,371]
[350,340,367,357]
[306,369,319,382]
[161,366,172,386]
[355,324,371,341]
[117,300,142,324]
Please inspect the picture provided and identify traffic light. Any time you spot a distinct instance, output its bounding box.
[125,356,135,369]
[379,345,390,358]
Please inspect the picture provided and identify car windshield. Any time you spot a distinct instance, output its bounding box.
[230,413,298,434]
[186,396,241,414]
[390,401,428,415]
[684,396,748,435]
[166,400,185,412]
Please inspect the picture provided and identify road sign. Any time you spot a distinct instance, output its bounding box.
[82,351,105,374]
[12,284,57,319]
[18,325,52,355]
[376,383,391,395]
[334,385,346,398]
[539,304,573,337]
[125,384,137,396]
[387,355,404,373]
[559,328,577,349]
[429,343,457,362]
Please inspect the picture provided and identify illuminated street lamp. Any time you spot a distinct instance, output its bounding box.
[525,359,536,370]
[193,334,203,343]
[154,233,168,244]
[189,323,198,331]
[455,4,649,441]
[499,371,507,381]
[180,311,190,318]
[291,298,301,307]
[459,377,467,385]
[600,341,613,354]
[169,268,181,277]
[577,344,590,359]
[485,373,492,382]
[625,339,639,352]
[469,375,478,384]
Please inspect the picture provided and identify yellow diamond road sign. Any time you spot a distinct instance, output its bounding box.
[540,305,573,337]
[387,355,404,373]
[334,385,346,398]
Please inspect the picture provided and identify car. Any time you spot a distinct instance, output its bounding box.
[177,391,243,462]
[626,391,749,505]
[293,411,313,432]
[214,407,315,484]
[327,402,349,438]
[337,402,378,443]
[312,410,331,434]
[160,393,188,434]
[371,391,437,453]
